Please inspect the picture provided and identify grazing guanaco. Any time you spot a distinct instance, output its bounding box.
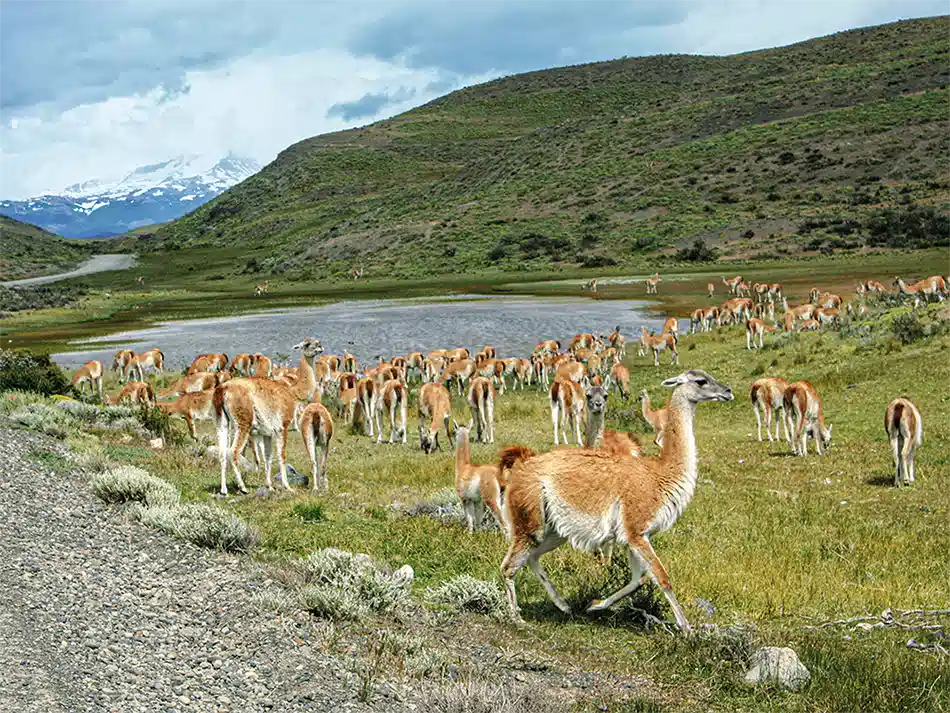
[583,278,598,293]
[746,318,778,349]
[440,358,476,396]
[645,272,660,295]
[418,382,453,453]
[251,353,273,378]
[512,358,533,390]
[467,376,496,444]
[752,282,769,302]
[404,352,423,380]
[722,297,753,322]
[640,389,669,447]
[254,279,269,295]
[109,381,156,405]
[798,318,820,332]
[885,397,923,488]
[356,377,378,437]
[661,317,679,338]
[374,378,408,444]
[72,360,104,399]
[343,351,360,373]
[214,376,297,494]
[158,371,217,399]
[554,360,585,384]
[448,347,470,362]
[749,377,790,442]
[534,339,560,357]
[187,353,228,374]
[639,327,678,367]
[568,333,595,353]
[336,384,358,426]
[815,307,840,328]
[499,370,733,628]
[454,420,506,534]
[689,309,705,335]
[549,378,585,446]
[125,348,164,381]
[608,363,630,400]
[894,276,947,308]
[113,349,135,382]
[707,282,715,299]
[701,306,719,332]
[158,390,214,440]
[784,381,832,456]
[783,298,817,325]
[228,353,253,376]
[298,401,333,492]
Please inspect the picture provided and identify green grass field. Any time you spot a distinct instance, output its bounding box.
[32,286,948,712]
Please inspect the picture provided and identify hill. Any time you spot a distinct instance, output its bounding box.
[0,216,93,281]
[145,17,948,280]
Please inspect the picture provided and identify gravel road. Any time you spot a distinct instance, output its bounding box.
[0,427,413,713]
[1,254,136,287]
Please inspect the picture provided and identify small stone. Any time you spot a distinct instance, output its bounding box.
[149,437,164,449]
[744,646,811,691]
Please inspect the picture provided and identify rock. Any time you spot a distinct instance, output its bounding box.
[202,446,254,472]
[744,646,811,691]
[149,437,164,449]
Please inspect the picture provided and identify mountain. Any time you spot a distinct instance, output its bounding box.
[0,216,92,281]
[0,154,260,238]
[145,18,948,279]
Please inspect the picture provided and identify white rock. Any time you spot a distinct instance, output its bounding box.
[149,438,164,449]
[744,646,811,691]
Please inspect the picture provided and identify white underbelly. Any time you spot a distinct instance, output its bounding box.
[542,484,625,553]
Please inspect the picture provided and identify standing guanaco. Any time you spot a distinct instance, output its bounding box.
[749,377,790,442]
[784,381,832,456]
[454,420,506,534]
[72,360,104,399]
[640,390,669,447]
[885,397,922,488]
[467,376,496,444]
[418,382,453,454]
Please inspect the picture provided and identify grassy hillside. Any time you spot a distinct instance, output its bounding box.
[0,216,94,281]
[134,18,948,281]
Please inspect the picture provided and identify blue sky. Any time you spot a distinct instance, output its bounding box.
[0,0,944,198]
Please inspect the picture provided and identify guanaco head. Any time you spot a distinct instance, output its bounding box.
[293,338,324,358]
[661,370,733,404]
[585,385,608,415]
[452,418,475,447]
[812,422,833,451]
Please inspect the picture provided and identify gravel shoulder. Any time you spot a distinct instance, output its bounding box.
[0,427,398,713]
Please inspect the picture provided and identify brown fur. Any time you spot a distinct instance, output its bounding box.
[158,371,217,399]
[298,402,334,492]
[640,390,669,447]
[885,397,923,487]
[73,360,104,398]
[454,422,506,533]
[158,390,214,439]
[749,377,790,442]
[418,382,453,453]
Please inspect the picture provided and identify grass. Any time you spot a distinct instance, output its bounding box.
[21,288,946,711]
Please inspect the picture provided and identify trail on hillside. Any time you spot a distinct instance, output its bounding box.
[1,254,135,287]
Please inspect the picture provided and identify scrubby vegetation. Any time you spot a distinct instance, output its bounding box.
[0,284,88,313]
[91,465,180,507]
[0,350,72,395]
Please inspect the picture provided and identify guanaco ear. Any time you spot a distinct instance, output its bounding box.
[452,419,459,431]
[662,373,689,388]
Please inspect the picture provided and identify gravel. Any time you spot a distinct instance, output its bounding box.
[0,427,408,712]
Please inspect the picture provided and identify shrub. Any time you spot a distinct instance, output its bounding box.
[294,548,413,619]
[420,680,565,713]
[427,575,509,619]
[8,403,77,438]
[0,390,46,416]
[891,312,925,344]
[0,285,87,313]
[55,399,101,422]
[0,350,72,396]
[865,204,950,248]
[92,466,181,507]
[676,239,718,262]
[170,503,260,552]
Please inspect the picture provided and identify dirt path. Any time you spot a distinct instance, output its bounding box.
[1,254,136,287]
[0,427,405,712]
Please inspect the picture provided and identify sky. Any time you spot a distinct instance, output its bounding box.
[0,0,945,199]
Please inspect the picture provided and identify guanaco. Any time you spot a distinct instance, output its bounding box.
[885,397,923,488]
[214,377,297,494]
[707,282,715,299]
[608,363,630,400]
[298,401,334,492]
[418,382,453,454]
[73,360,104,399]
[125,348,164,381]
[374,378,408,444]
[251,353,273,378]
[639,327,678,367]
[228,353,253,376]
[498,370,733,629]
[722,275,743,295]
[746,318,778,349]
[645,272,660,295]
[440,358,476,396]
[784,381,832,456]
[113,349,135,382]
[689,309,705,335]
[188,353,228,374]
[109,381,156,405]
[158,390,214,440]
[549,378,585,446]
[158,371,217,399]
[640,389,669,447]
[749,377,790,442]
[467,376,496,444]
[584,383,608,448]
[661,317,678,338]
[454,420,506,534]
[607,327,626,359]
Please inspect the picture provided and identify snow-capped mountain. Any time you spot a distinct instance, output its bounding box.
[0,154,260,238]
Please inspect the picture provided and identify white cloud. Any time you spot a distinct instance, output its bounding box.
[0,0,944,199]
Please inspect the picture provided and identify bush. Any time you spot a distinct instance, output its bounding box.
[92,465,181,507]
[0,285,87,313]
[865,204,950,248]
[891,312,925,344]
[131,501,259,553]
[294,548,413,619]
[8,403,77,438]
[676,239,718,262]
[0,350,71,396]
[0,390,46,416]
[427,575,509,619]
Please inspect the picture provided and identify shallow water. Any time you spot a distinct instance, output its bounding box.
[53,294,663,371]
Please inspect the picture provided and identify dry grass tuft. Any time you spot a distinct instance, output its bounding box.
[428,575,510,620]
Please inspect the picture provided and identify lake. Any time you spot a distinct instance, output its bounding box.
[53,294,664,370]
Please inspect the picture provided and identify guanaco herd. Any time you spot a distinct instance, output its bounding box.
[68,271,934,630]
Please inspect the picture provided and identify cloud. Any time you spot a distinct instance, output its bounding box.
[0,0,946,199]
[327,88,418,121]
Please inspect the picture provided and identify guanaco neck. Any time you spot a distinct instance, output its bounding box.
[455,430,471,470]
[641,391,653,421]
[657,389,698,496]
[585,409,605,448]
